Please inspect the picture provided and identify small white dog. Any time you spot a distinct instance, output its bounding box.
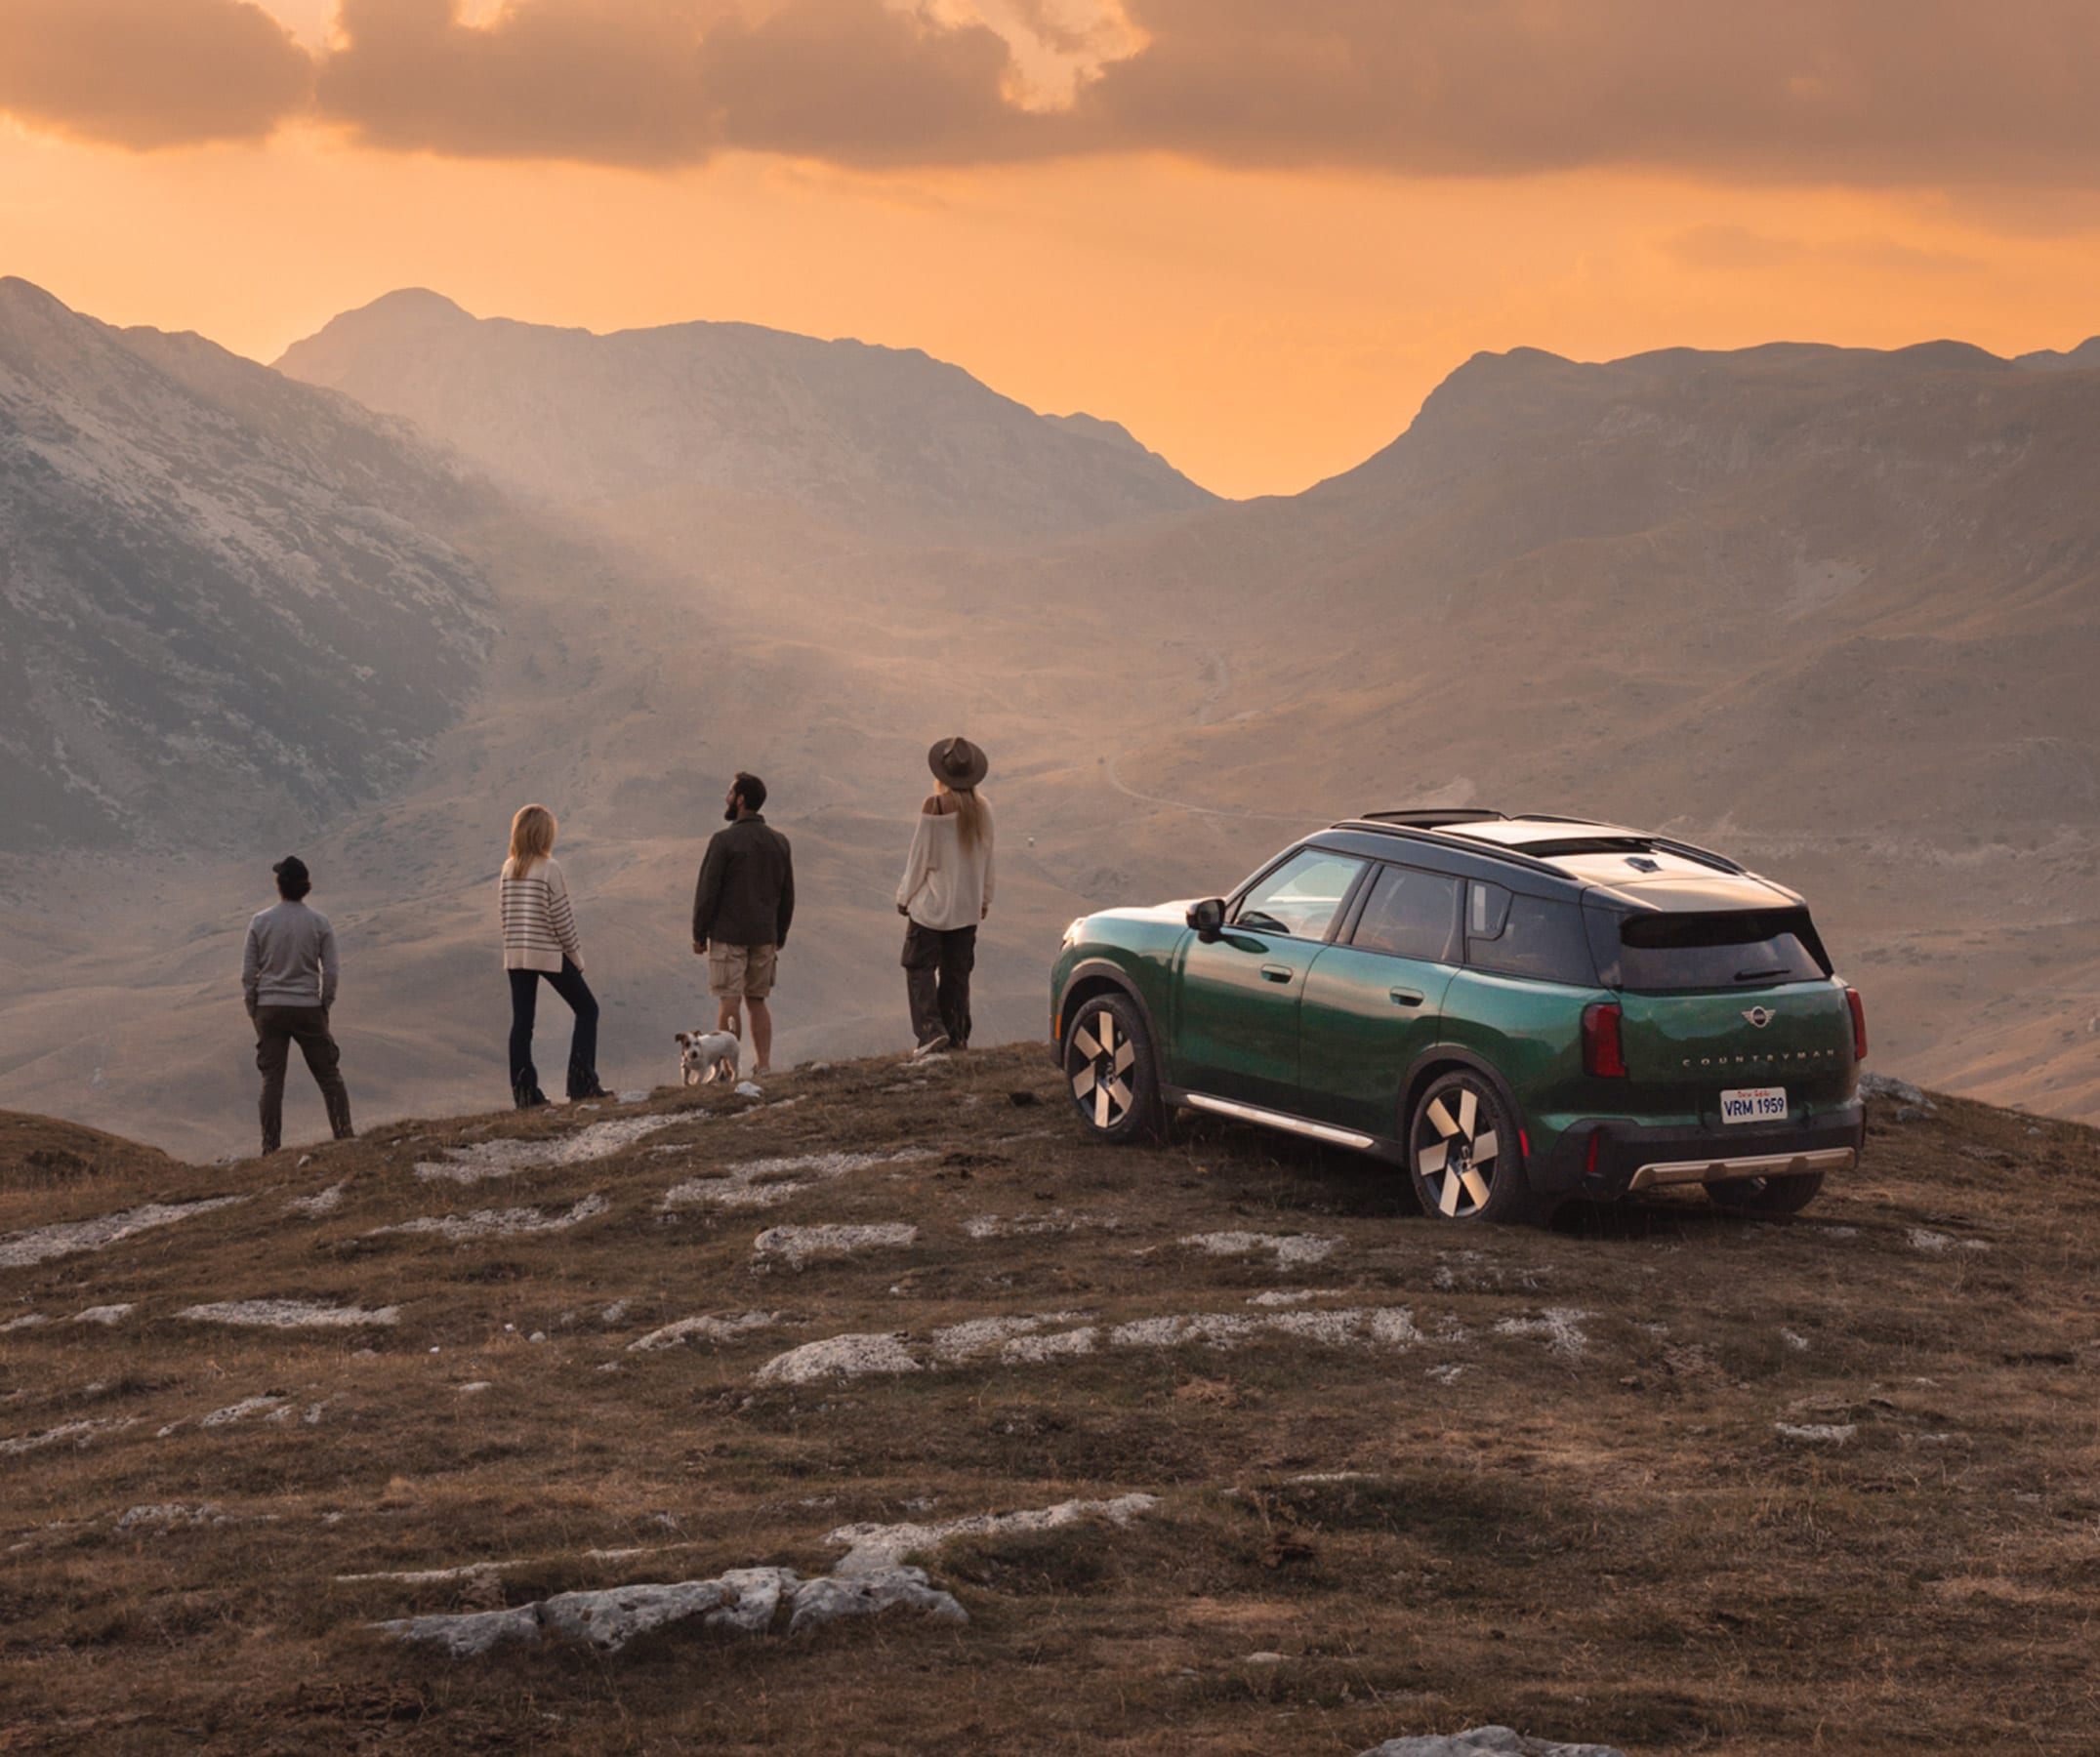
[676,1027,741,1087]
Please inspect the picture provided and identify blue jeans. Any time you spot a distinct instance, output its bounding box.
[508,959,599,1102]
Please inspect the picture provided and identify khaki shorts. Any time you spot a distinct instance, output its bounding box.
[708,942,778,1000]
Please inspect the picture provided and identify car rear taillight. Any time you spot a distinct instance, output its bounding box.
[1582,1002,1628,1079]
[1846,987,1868,1062]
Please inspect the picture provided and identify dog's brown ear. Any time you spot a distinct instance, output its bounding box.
[674,1032,689,1045]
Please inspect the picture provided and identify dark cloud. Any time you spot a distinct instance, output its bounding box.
[1087,0,2100,185]
[9,0,2100,188]
[315,0,1047,166]
[0,0,310,148]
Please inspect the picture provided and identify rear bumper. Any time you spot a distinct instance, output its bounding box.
[1535,1101,1865,1199]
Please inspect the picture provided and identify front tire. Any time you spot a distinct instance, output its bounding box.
[1062,992,1163,1144]
[1407,1070,1530,1223]
[1707,1171,1824,1216]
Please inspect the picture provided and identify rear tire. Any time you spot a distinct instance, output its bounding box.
[1407,1070,1531,1223]
[1062,991,1163,1144]
[1707,1171,1824,1216]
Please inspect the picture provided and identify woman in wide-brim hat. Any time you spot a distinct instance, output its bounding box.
[894,736,994,1056]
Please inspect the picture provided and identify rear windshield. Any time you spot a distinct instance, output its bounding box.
[1612,908,1832,992]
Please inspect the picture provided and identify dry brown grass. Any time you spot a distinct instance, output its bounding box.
[4,1048,2098,1754]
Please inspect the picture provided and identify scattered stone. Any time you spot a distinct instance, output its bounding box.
[375,1194,608,1241]
[1491,1309,1592,1359]
[1780,1328,1811,1352]
[0,1416,139,1455]
[1776,1422,1856,1445]
[928,1313,1089,1364]
[1001,1326,1100,1364]
[734,1082,764,1099]
[1908,1229,1990,1254]
[617,1090,651,1104]
[414,1118,676,1184]
[600,1300,630,1325]
[964,1209,1116,1240]
[662,1148,935,1212]
[457,1382,492,1395]
[116,1503,225,1532]
[1427,1364,1466,1384]
[1859,1073,1927,1106]
[1179,1231,1338,1269]
[0,1313,50,1331]
[179,1299,399,1328]
[0,1196,248,1269]
[1246,1288,1341,1306]
[753,1223,918,1270]
[1895,1105,1929,1124]
[755,1332,922,1384]
[199,1395,292,1428]
[72,1304,134,1326]
[287,1182,347,1217]
[827,1492,1159,1573]
[1359,1729,1626,1757]
[628,1312,782,1354]
[528,1331,548,1344]
[375,1563,962,1655]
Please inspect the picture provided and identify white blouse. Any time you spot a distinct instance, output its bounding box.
[896,803,996,931]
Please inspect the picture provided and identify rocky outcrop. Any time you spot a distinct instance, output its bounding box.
[1359,1729,1626,1757]
[374,1563,964,1656]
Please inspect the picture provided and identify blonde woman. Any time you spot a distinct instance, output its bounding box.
[500,804,608,1108]
[895,737,994,1056]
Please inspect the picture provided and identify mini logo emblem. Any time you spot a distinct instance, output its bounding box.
[1742,1006,1775,1029]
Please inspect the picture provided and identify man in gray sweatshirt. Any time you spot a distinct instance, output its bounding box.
[241,856,353,1156]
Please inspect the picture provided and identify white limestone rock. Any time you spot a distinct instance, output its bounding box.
[1360,1730,1626,1757]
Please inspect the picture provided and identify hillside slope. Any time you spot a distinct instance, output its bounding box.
[0,278,497,852]
[4,1050,2095,1754]
[276,290,1216,544]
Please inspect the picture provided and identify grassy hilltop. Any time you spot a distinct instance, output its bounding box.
[3,1047,2097,1754]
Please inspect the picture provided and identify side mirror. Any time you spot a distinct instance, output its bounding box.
[1186,898,1226,940]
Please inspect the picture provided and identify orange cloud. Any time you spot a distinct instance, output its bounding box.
[0,0,309,148]
[6,0,2100,189]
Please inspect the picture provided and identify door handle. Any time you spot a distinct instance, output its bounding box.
[1260,964,1295,984]
[1389,987,1425,1007]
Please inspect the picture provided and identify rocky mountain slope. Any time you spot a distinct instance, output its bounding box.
[0,278,497,852]
[2,1053,2092,1754]
[276,290,1215,544]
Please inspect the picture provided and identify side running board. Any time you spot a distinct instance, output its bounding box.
[1183,1092,1377,1151]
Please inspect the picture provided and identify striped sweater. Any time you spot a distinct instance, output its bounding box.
[500,856,584,973]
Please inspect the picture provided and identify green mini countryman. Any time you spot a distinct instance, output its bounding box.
[1050,811,1867,1222]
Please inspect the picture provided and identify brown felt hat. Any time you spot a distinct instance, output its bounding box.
[927,735,989,791]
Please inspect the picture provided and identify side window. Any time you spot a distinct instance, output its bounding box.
[1234,850,1365,942]
[1349,865,1462,962]
[1466,883,1598,985]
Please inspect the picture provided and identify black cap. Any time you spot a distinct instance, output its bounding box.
[273,855,310,898]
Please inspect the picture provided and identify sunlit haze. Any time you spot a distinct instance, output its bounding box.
[7,1,2100,496]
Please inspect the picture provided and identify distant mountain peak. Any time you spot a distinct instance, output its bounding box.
[277,294,1216,540]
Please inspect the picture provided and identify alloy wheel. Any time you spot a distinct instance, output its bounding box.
[1414,1081,1503,1219]
[1069,1006,1137,1130]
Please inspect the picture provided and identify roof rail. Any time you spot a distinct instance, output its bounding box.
[1357,808,1508,828]
[1330,820,1567,878]
[1640,836,1746,876]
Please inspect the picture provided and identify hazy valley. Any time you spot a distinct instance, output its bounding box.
[5,281,2100,1156]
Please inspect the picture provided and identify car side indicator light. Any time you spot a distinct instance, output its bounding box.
[1845,988,1868,1062]
[1582,1002,1628,1079]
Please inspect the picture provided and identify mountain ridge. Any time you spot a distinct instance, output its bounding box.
[275,290,1217,543]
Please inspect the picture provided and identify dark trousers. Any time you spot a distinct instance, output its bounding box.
[254,1004,353,1155]
[508,959,600,1103]
[902,921,976,1049]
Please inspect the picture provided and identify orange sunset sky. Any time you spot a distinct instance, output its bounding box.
[6,0,2100,498]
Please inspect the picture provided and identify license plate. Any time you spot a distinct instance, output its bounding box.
[1721,1086,1788,1124]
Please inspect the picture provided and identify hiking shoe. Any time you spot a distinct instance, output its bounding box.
[912,1034,951,1059]
[515,1087,551,1111]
